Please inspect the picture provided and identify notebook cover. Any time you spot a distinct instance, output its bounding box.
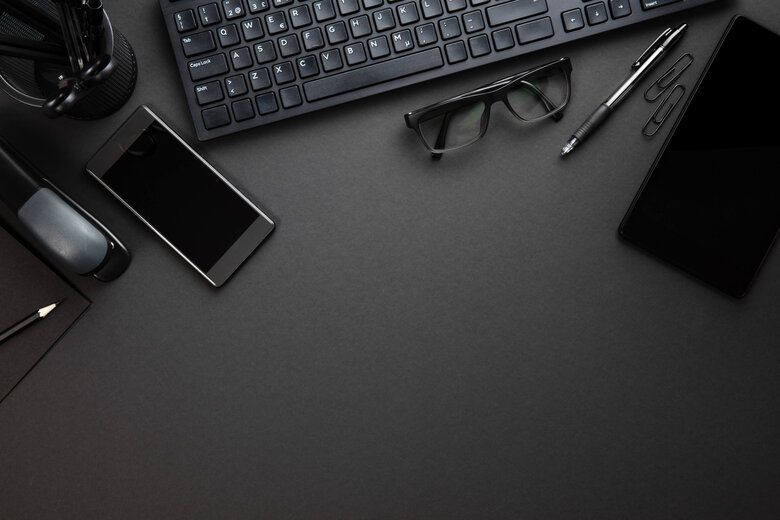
[0,224,90,403]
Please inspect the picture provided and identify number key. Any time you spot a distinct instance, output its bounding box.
[223,0,245,19]
[248,0,269,12]
[199,3,222,25]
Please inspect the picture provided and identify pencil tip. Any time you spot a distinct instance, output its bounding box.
[38,302,60,318]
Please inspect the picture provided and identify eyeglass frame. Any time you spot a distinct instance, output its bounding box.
[404,57,572,158]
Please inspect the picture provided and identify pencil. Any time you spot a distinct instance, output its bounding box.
[0,301,61,345]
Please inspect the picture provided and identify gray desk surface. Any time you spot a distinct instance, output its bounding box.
[1,0,779,518]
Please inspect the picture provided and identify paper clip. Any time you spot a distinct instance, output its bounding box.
[642,84,686,137]
[644,53,693,102]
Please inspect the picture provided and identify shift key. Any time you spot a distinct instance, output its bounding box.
[188,54,229,81]
[487,0,547,27]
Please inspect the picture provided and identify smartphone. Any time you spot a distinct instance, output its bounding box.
[86,105,274,287]
[619,16,780,297]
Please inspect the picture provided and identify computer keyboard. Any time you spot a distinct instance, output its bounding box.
[160,0,721,140]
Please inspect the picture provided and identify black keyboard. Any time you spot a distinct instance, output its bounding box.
[160,0,721,140]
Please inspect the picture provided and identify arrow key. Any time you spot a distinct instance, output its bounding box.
[609,0,631,18]
[585,2,607,25]
[561,8,583,32]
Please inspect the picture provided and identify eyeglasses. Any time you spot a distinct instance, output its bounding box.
[404,57,572,158]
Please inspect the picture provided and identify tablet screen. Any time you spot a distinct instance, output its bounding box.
[619,16,780,297]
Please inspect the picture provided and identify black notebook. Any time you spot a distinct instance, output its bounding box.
[0,224,90,402]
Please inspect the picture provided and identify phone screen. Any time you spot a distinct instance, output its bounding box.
[88,106,274,286]
[102,121,258,272]
[619,16,780,297]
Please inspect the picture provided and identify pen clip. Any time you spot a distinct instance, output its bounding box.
[633,27,672,69]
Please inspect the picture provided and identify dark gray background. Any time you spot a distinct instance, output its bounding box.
[1,0,779,518]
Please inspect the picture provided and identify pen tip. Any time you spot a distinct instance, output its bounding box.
[561,138,577,156]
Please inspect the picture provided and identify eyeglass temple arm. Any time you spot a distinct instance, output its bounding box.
[430,110,453,159]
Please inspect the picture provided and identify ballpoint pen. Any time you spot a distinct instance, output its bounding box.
[561,23,688,157]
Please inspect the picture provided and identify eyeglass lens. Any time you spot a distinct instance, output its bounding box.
[505,65,569,120]
[418,101,487,153]
[416,64,568,152]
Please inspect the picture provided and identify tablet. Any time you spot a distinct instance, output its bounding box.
[619,16,780,298]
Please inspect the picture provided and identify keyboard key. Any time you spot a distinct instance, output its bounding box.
[350,15,372,38]
[641,0,680,9]
[421,0,443,19]
[303,47,443,101]
[462,11,484,33]
[444,40,467,63]
[373,9,396,31]
[256,92,278,114]
[290,5,313,28]
[199,3,222,25]
[562,9,584,32]
[249,68,272,89]
[609,0,631,18]
[337,0,360,15]
[188,53,229,80]
[223,0,245,19]
[218,24,241,46]
[278,34,301,57]
[585,2,608,25]
[397,3,419,25]
[241,18,264,40]
[313,0,336,21]
[368,36,391,58]
[415,23,438,45]
[470,0,490,5]
[265,12,288,34]
[280,86,303,108]
[326,21,349,43]
[195,80,224,105]
[254,40,277,63]
[202,105,231,128]
[225,74,248,96]
[320,49,343,71]
[468,33,490,57]
[232,98,255,120]
[248,0,270,13]
[175,10,197,32]
[439,17,461,39]
[391,29,414,52]
[230,46,253,69]
[486,0,547,27]
[445,0,466,12]
[297,55,320,77]
[345,42,367,65]
[302,28,325,50]
[515,16,553,43]
[181,32,216,57]
[364,0,383,8]
[492,27,514,50]
[273,0,293,7]
[272,61,296,83]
